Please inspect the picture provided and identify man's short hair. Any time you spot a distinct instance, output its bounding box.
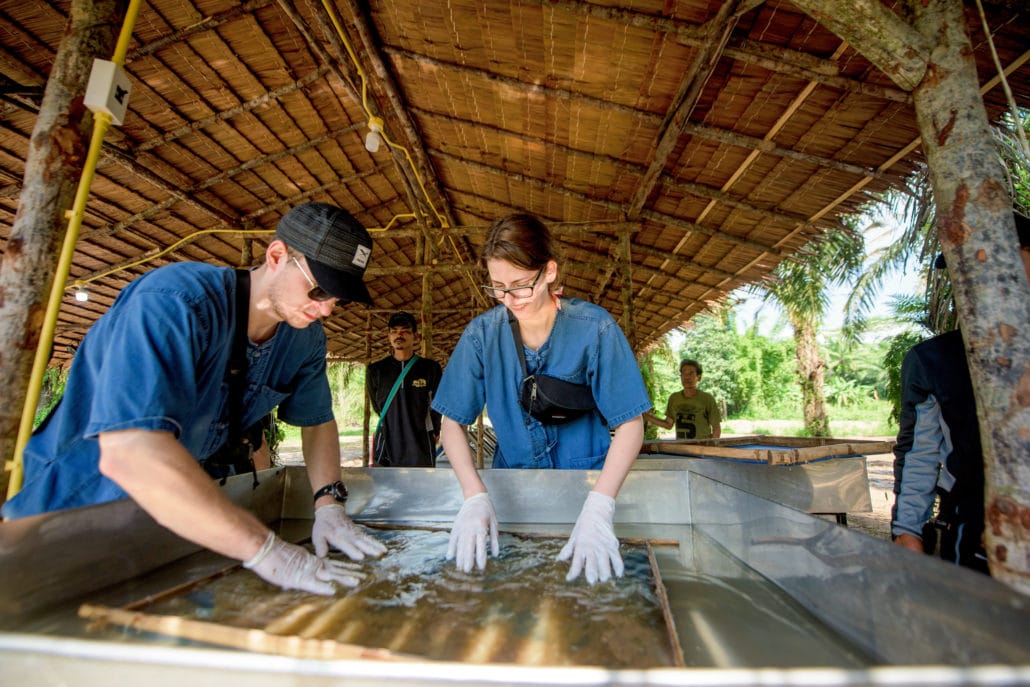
[388,311,417,332]
[680,359,702,376]
[1016,211,1030,249]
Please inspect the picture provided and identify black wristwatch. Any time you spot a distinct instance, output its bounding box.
[313,480,348,504]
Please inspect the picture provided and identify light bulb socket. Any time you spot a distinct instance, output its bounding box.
[365,116,384,153]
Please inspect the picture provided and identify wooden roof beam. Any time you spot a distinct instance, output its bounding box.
[71,169,387,284]
[433,150,794,259]
[540,0,912,102]
[790,0,930,92]
[136,66,331,153]
[125,0,277,62]
[276,0,424,237]
[334,0,458,232]
[87,126,376,242]
[627,0,743,219]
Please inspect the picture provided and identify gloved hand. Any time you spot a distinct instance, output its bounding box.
[447,492,500,572]
[557,491,624,584]
[312,504,388,560]
[244,532,364,595]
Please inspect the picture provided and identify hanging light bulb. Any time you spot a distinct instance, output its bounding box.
[74,285,89,302]
[365,116,384,153]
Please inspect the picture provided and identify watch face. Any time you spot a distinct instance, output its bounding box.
[332,481,348,501]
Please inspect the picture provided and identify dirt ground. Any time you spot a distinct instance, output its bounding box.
[845,450,894,542]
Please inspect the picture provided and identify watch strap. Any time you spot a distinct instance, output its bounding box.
[313,480,348,504]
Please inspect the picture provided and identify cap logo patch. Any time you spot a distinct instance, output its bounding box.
[352,244,371,268]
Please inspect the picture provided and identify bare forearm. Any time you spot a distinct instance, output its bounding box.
[99,429,269,561]
[593,416,643,499]
[642,411,674,430]
[301,420,346,509]
[441,417,487,498]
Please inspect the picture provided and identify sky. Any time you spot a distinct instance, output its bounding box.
[723,214,925,340]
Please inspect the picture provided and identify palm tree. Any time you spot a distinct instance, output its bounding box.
[846,110,1029,338]
[750,224,866,436]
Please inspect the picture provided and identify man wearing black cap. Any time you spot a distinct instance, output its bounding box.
[366,312,442,467]
[3,201,387,595]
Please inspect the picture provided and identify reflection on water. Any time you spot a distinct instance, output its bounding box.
[146,530,675,667]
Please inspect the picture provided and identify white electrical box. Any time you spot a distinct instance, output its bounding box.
[83,59,131,126]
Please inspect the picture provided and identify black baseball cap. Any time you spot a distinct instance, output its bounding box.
[275,202,374,304]
[388,311,417,332]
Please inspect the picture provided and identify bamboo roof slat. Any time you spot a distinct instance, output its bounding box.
[0,0,1025,363]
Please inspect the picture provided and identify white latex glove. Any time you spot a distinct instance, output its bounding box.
[312,504,388,560]
[244,532,364,595]
[447,492,500,572]
[557,491,624,584]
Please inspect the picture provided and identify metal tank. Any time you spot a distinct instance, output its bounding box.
[1,461,1027,687]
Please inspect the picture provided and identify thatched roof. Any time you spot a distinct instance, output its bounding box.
[1,1,1027,365]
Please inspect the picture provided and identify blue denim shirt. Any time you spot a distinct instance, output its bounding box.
[3,262,333,519]
[431,298,651,469]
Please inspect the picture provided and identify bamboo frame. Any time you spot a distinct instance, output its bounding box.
[641,435,894,466]
[78,604,418,661]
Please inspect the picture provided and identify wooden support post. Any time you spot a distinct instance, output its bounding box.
[911,0,1030,593]
[421,260,433,358]
[362,311,372,468]
[619,229,637,349]
[0,0,125,493]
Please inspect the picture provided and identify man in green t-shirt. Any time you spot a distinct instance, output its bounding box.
[643,359,721,440]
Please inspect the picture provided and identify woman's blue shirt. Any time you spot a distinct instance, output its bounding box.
[431,298,651,469]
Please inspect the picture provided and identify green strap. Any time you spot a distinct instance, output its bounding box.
[375,355,418,436]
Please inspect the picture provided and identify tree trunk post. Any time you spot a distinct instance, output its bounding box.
[911,0,1030,593]
[0,0,124,498]
[792,316,829,437]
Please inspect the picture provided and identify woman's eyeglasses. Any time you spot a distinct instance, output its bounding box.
[290,257,335,302]
[481,267,545,300]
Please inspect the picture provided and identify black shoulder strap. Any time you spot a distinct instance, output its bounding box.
[227,270,250,449]
[224,269,258,488]
[507,310,530,378]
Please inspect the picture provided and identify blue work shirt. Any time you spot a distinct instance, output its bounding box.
[431,298,651,469]
[3,262,333,519]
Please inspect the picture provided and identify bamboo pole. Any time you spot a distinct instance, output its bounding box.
[78,604,418,661]
[647,543,686,668]
[363,311,372,468]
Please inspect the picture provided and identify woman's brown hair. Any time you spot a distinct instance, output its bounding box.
[480,213,557,271]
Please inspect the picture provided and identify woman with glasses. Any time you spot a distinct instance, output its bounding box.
[431,212,651,585]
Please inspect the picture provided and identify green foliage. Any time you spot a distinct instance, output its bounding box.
[883,330,927,425]
[677,307,747,415]
[640,340,677,439]
[327,360,368,427]
[735,327,798,416]
[34,366,68,428]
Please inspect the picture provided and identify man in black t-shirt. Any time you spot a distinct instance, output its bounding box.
[366,312,442,467]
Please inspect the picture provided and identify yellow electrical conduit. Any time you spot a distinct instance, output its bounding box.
[7,0,143,495]
[7,1,477,494]
[8,210,420,493]
[70,211,423,290]
[318,0,486,279]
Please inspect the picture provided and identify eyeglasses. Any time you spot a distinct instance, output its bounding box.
[290,257,335,302]
[481,267,545,300]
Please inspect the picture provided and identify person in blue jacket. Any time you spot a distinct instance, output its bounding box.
[2,202,386,595]
[432,212,652,585]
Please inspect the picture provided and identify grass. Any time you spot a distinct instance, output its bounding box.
[279,398,898,446]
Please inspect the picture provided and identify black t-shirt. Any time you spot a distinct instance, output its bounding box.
[366,355,442,467]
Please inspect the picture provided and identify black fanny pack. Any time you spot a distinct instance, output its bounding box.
[509,312,597,425]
